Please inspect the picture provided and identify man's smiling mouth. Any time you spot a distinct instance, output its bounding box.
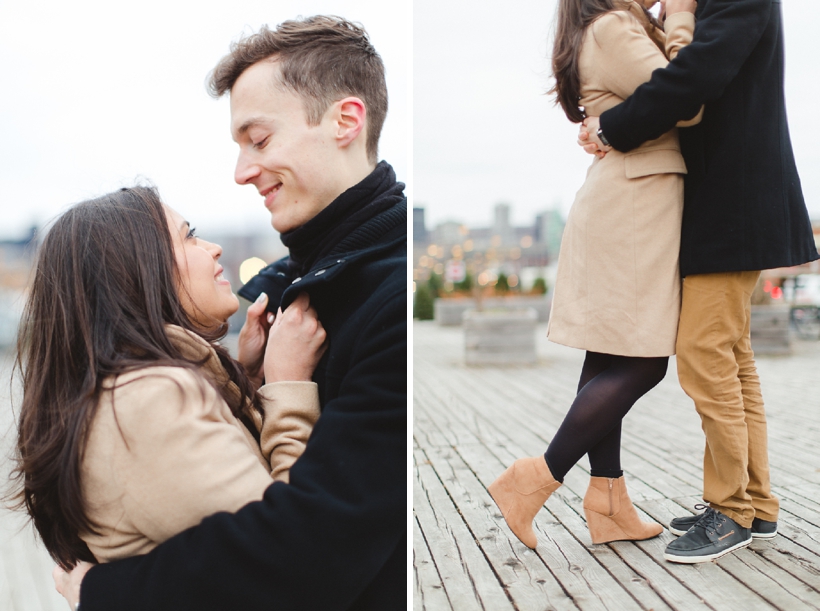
[260,184,282,209]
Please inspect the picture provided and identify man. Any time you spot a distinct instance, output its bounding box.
[581,0,818,563]
[56,15,406,609]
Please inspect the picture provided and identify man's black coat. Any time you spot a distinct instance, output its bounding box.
[600,0,818,276]
[80,196,408,610]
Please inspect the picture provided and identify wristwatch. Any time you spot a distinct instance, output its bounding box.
[597,127,611,148]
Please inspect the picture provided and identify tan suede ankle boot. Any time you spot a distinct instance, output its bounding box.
[488,456,561,549]
[583,476,664,544]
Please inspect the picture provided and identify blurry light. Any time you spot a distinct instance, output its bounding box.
[451,245,463,258]
[510,248,521,260]
[763,280,773,293]
[464,239,474,252]
[520,236,533,248]
[427,244,438,256]
[509,274,519,288]
[436,247,445,259]
[459,225,469,236]
[413,281,416,293]
[478,272,489,286]
[434,263,444,274]
[771,286,783,299]
[413,269,420,280]
[419,255,429,267]
[239,257,267,284]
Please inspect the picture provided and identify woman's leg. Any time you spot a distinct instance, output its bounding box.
[571,352,627,478]
[544,353,668,482]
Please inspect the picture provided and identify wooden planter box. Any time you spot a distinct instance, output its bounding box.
[463,308,538,365]
[436,295,550,326]
[750,305,791,356]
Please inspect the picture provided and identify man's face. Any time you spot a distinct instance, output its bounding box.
[230,61,343,233]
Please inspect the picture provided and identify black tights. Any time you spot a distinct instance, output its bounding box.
[544,351,668,482]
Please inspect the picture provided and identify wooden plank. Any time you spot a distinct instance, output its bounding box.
[414,448,515,611]
[425,445,580,611]
[414,517,453,611]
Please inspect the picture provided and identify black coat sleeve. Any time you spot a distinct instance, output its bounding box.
[79,289,407,610]
[600,0,772,152]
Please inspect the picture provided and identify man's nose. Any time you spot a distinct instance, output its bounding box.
[235,153,261,185]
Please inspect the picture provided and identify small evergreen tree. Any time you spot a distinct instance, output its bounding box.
[496,272,509,293]
[427,272,443,297]
[414,285,435,320]
[532,277,548,294]
[455,272,473,293]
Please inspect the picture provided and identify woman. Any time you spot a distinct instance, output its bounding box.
[12,185,325,567]
[489,0,700,548]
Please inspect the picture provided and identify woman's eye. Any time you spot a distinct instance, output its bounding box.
[186,226,197,239]
[253,136,269,149]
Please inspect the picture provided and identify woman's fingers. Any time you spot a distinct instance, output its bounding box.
[245,292,269,326]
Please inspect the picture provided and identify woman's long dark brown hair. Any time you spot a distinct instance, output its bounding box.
[10,186,259,567]
[550,0,660,122]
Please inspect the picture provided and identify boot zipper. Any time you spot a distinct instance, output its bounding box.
[608,478,614,517]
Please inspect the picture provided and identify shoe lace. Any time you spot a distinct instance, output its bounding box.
[694,506,722,535]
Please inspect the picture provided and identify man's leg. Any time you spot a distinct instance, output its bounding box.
[734,278,779,521]
[675,271,765,528]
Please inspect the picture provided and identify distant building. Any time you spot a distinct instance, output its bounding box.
[534,209,565,259]
[0,226,38,347]
[431,221,465,247]
[413,207,428,244]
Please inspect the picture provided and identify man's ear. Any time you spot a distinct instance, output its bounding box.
[333,97,366,149]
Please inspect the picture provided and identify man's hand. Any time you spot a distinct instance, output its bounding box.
[53,562,93,609]
[578,116,611,158]
[264,292,328,384]
[237,292,273,388]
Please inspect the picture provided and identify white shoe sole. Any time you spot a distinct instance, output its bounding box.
[663,537,752,564]
[668,525,690,537]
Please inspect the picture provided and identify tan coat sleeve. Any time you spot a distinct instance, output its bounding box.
[257,381,320,483]
[590,12,670,102]
[590,11,702,126]
[109,369,274,544]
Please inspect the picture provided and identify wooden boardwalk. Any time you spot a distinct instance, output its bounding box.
[413,320,820,611]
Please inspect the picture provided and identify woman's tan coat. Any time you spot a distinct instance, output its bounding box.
[80,325,320,562]
[547,4,700,357]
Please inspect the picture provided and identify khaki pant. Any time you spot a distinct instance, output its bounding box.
[675,271,779,528]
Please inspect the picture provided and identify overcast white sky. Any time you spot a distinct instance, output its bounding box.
[415,0,820,230]
[0,0,409,240]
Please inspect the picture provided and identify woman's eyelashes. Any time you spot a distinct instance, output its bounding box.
[253,136,269,149]
[186,226,197,240]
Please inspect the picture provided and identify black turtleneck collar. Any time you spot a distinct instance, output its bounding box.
[280,161,405,276]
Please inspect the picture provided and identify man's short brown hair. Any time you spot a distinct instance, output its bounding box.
[208,15,387,163]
